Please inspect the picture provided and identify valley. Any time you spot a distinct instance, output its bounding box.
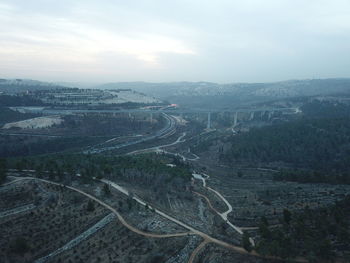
[0,80,350,262]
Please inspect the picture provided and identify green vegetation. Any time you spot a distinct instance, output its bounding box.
[221,118,350,173]
[0,158,7,185]
[0,136,103,158]
[86,200,95,212]
[8,153,192,192]
[0,95,44,107]
[241,231,252,252]
[256,196,350,261]
[0,113,163,158]
[0,107,39,125]
[103,184,111,196]
[274,169,350,184]
[218,101,350,184]
[10,237,30,255]
[301,100,350,118]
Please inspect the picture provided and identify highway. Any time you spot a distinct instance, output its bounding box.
[84,112,177,154]
[0,106,306,262]
[11,106,300,115]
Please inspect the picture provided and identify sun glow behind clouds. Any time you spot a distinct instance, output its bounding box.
[1,0,350,82]
[0,3,196,76]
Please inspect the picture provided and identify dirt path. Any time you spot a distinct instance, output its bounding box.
[193,191,220,215]
[4,176,308,263]
[192,173,243,235]
[188,240,209,263]
[4,177,192,239]
[101,179,309,262]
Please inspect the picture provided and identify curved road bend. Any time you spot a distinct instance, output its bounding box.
[192,174,242,232]
[3,177,191,239]
[85,113,177,154]
[128,132,200,162]
[192,191,220,215]
[188,240,209,263]
[101,179,307,262]
[4,177,307,262]
[127,132,186,156]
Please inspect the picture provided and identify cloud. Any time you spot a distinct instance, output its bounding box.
[0,0,350,82]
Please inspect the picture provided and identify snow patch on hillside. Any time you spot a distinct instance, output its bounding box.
[3,116,63,129]
[107,90,161,104]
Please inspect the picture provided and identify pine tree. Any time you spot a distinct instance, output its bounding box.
[87,200,95,212]
[242,231,252,252]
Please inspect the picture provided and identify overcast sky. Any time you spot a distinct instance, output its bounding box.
[0,0,349,83]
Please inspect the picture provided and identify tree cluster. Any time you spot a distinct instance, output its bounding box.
[256,196,350,261]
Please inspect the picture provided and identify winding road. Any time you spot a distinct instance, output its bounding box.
[192,173,259,248]
[127,131,200,162]
[85,113,177,154]
[188,240,209,263]
[3,175,307,263]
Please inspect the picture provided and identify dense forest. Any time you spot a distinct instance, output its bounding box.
[274,169,350,184]
[0,95,44,107]
[0,108,40,125]
[301,100,350,118]
[255,195,350,261]
[221,118,350,171]
[61,113,165,136]
[0,135,103,158]
[219,101,350,184]
[8,153,192,198]
[0,158,6,184]
[0,113,164,157]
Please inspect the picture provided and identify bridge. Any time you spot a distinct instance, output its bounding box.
[10,106,300,130]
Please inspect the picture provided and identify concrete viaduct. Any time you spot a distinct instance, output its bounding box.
[10,106,300,130]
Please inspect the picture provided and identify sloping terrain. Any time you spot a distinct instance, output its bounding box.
[99,79,350,108]
[3,116,63,129]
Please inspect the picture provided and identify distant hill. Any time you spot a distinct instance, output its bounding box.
[0,79,163,106]
[0,79,65,94]
[3,78,350,108]
[97,79,350,109]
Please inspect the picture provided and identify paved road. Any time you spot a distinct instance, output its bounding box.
[127,132,186,155]
[13,106,300,115]
[84,113,177,154]
[192,173,259,247]
[128,132,200,162]
[192,174,244,233]
[4,176,307,263]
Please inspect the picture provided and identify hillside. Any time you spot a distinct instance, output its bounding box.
[0,79,163,106]
[212,100,350,184]
[0,79,63,94]
[98,79,350,108]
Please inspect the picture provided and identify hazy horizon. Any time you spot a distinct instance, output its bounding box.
[1,0,350,83]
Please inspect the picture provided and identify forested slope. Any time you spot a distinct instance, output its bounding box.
[219,100,350,183]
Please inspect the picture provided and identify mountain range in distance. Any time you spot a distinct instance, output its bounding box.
[2,78,350,108]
